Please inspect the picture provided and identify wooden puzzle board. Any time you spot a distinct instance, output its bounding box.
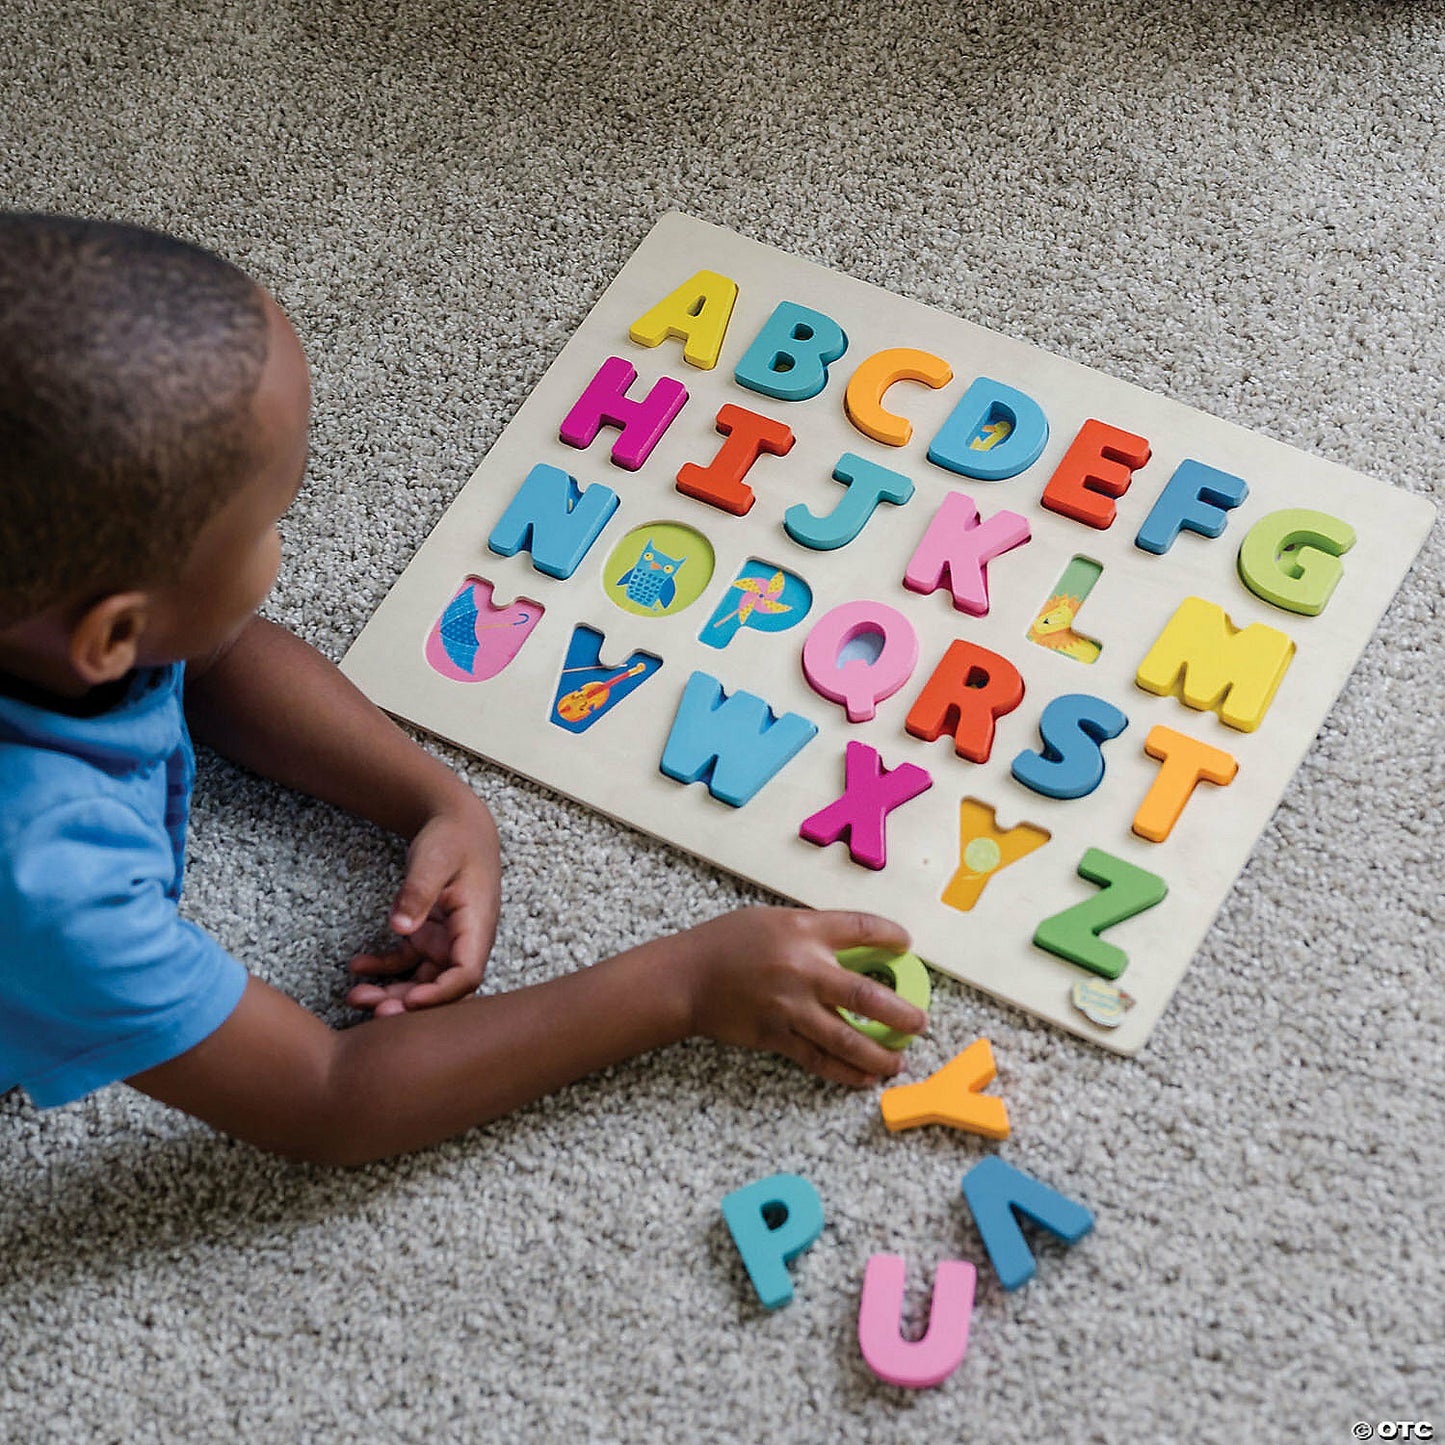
[342,212,1434,1055]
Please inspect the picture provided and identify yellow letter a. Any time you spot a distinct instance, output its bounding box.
[628,270,739,371]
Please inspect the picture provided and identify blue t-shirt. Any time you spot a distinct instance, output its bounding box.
[0,663,247,1108]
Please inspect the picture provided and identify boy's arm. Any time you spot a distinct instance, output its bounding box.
[185,616,500,1006]
[127,908,929,1167]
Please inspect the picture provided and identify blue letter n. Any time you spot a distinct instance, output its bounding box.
[487,463,619,579]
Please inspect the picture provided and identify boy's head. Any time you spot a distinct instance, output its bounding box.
[0,213,310,691]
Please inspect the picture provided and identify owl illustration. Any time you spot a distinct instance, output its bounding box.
[615,539,686,611]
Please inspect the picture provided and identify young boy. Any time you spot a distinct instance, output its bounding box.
[0,213,927,1166]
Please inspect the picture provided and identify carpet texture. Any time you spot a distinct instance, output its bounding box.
[2,2,1442,1441]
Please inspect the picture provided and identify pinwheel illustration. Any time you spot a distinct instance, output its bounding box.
[711,569,794,631]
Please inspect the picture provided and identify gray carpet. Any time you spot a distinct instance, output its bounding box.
[3,2,1443,1440]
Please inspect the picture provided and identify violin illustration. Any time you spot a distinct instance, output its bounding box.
[555,661,649,723]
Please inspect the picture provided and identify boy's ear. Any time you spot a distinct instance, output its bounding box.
[69,592,152,686]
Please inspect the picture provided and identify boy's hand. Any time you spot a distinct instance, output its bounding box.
[182,619,505,1020]
[133,900,926,1167]
[683,906,927,1087]
[345,792,501,1018]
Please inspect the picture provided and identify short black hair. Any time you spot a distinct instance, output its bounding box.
[0,213,271,628]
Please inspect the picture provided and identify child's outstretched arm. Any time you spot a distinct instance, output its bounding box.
[185,617,500,1009]
[128,907,928,1166]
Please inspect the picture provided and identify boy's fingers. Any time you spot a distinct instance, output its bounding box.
[402,927,485,1008]
[443,905,485,979]
[395,961,443,989]
[783,1031,892,1089]
[399,968,477,1010]
[405,918,453,962]
[390,851,454,934]
[799,1009,909,1080]
[346,981,410,1011]
[811,909,911,956]
[817,966,928,1037]
[347,941,422,976]
[411,901,488,990]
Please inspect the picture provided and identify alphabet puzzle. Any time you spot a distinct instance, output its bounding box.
[342,213,1434,1055]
